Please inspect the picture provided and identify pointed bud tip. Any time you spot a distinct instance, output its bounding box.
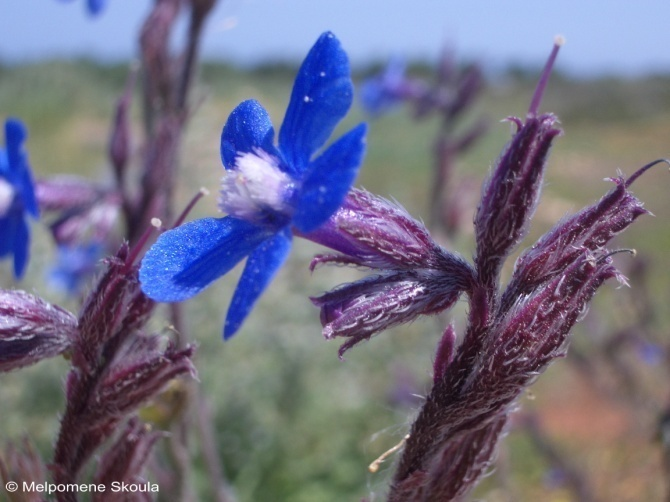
[528,37,563,116]
[433,323,457,383]
[625,158,670,187]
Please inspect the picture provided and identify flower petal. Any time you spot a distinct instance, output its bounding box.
[0,213,29,279]
[220,100,278,170]
[0,216,15,258]
[5,119,26,166]
[4,119,38,218]
[139,217,272,302]
[224,227,292,339]
[292,123,367,233]
[0,150,7,177]
[3,119,25,186]
[19,168,39,218]
[87,0,107,15]
[278,32,353,174]
[11,216,29,279]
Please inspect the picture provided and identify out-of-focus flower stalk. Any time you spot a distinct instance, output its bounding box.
[115,0,219,245]
[359,49,488,238]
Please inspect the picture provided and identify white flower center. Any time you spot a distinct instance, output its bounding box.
[0,177,15,217]
[220,150,295,223]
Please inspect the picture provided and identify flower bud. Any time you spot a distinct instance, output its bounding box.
[473,38,563,288]
[56,197,120,248]
[502,170,652,312]
[35,176,101,211]
[433,323,457,383]
[492,251,620,379]
[445,63,484,120]
[0,439,47,493]
[0,289,77,372]
[474,114,562,286]
[306,188,472,275]
[140,0,181,107]
[89,335,196,425]
[312,270,464,357]
[109,68,136,181]
[74,244,136,372]
[93,417,164,496]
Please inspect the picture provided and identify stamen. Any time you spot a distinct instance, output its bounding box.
[528,35,565,117]
[597,248,636,264]
[220,150,294,223]
[625,158,670,188]
[172,187,209,228]
[369,434,410,473]
[126,218,163,269]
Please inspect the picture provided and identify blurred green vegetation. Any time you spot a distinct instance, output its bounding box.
[1,59,669,501]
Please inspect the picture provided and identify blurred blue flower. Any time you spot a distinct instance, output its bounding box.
[86,0,106,15]
[359,58,409,116]
[543,466,568,490]
[49,242,103,297]
[636,340,664,366]
[0,119,39,279]
[140,32,367,339]
[58,0,107,16]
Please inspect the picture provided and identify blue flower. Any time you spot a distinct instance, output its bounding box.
[140,32,367,339]
[359,58,409,116]
[87,0,106,15]
[57,0,107,16]
[0,119,39,279]
[49,242,103,297]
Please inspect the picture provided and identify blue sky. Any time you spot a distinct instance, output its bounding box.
[3,1,670,76]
